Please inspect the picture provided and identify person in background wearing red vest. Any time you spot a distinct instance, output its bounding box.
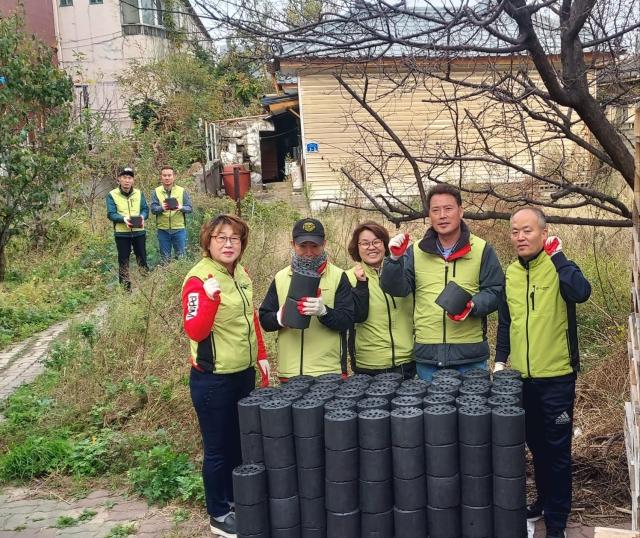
[380,184,504,381]
[150,166,193,263]
[105,167,149,290]
[181,214,269,538]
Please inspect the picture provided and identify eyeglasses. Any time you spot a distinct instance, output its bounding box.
[211,235,241,245]
[358,239,384,248]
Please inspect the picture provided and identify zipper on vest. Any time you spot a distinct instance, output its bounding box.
[382,289,396,367]
[300,330,305,375]
[443,263,449,343]
[530,285,536,311]
[525,269,532,378]
[234,281,253,367]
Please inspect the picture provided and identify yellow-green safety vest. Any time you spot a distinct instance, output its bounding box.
[155,185,186,230]
[110,188,144,233]
[183,257,258,373]
[274,263,344,378]
[414,234,486,344]
[346,265,414,369]
[505,253,573,379]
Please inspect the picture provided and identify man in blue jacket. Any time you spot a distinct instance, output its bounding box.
[106,167,149,290]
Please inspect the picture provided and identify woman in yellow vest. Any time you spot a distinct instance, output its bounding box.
[346,221,415,379]
[181,214,269,537]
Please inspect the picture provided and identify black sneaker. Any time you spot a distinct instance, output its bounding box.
[546,528,566,538]
[209,512,237,537]
[526,500,544,521]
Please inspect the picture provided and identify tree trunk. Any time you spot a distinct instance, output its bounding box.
[0,242,6,282]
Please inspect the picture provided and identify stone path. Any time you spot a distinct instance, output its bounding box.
[0,322,69,410]
[0,487,184,537]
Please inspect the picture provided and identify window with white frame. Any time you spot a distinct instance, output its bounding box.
[121,0,165,26]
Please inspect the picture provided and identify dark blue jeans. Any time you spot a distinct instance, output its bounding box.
[157,228,187,263]
[190,367,255,517]
[523,373,576,530]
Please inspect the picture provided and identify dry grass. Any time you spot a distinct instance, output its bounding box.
[34,198,633,519]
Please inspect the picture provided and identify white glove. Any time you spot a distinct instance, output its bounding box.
[493,362,506,373]
[389,233,410,261]
[124,217,132,228]
[277,307,286,327]
[299,296,327,317]
[203,275,221,301]
[258,359,271,387]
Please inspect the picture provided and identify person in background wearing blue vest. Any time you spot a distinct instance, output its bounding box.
[496,207,591,538]
[380,184,504,381]
[106,167,149,290]
[150,166,193,263]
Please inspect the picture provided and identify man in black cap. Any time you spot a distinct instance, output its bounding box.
[106,167,149,290]
[259,218,354,380]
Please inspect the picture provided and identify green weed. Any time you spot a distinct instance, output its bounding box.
[55,509,97,528]
[106,523,137,537]
[0,435,71,480]
[127,445,200,505]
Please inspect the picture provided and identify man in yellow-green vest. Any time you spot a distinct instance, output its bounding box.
[380,184,504,381]
[106,167,149,290]
[150,165,193,263]
[495,207,591,538]
[259,218,354,379]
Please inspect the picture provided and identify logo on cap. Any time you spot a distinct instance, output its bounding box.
[303,221,316,232]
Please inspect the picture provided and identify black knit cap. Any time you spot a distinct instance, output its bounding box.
[292,218,325,245]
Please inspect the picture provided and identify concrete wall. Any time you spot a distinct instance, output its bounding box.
[0,0,57,53]
[53,0,210,129]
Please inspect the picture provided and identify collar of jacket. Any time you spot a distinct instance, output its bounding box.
[417,220,471,261]
[362,262,381,278]
[518,249,546,269]
[119,186,134,198]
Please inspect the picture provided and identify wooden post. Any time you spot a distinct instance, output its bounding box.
[628,106,640,531]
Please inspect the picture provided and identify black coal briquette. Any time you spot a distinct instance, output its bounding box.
[492,406,526,446]
[232,463,267,505]
[325,447,358,482]
[391,395,423,410]
[424,404,457,446]
[392,444,425,479]
[293,397,325,437]
[425,442,458,478]
[260,399,293,438]
[458,404,491,446]
[324,409,358,451]
[427,474,460,509]
[238,396,267,434]
[357,396,389,412]
[391,406,424,448]
[359,447,392,482]
[358,408,391,450]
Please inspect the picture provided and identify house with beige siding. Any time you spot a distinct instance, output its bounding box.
[274,56,593,210]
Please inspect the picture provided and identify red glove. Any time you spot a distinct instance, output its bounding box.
[389,233,410,260]
[544,236,562,257]
[447,300,473,322]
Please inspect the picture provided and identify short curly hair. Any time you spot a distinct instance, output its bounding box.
[199,214,250,257]
[348,221,390,262]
